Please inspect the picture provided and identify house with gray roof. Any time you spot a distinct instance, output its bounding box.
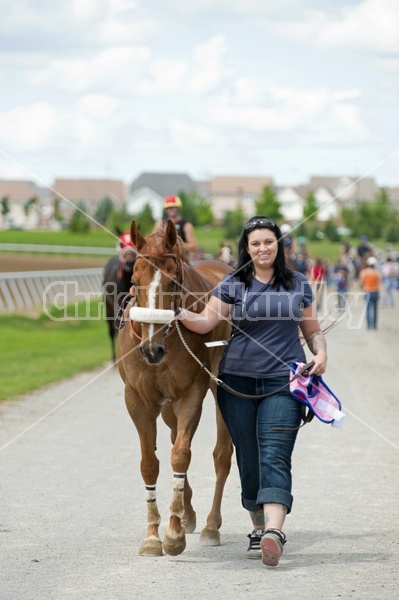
[127,172,199,219]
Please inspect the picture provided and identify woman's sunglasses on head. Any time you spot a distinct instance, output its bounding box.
[244,218,275,232]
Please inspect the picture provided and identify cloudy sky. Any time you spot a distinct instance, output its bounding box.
[1,0,399,190]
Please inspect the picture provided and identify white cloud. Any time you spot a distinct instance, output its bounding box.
[210,87,328,131]
[209,84,371,144]
[0,103,59,151]
[136,36,229,96]
[233,78,264,104]
[333,90,362,102]
[316,0,399,53]
[136,59,188,95]
[74,116,100,148]
[71,0,99,20]
[77,94,119,118]
[0,1,397,188]
[187,36,228,94]
[263,0,399,54]
[99,15,163,44]
[166,0,308,20]
[331,103,369,137]
[29,46,151,94]
[375,58,399,71]
[169,119,214,144]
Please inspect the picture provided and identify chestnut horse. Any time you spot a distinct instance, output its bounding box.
[117,219,233,557]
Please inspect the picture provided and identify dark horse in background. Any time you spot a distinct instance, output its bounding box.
[103,231,137,362]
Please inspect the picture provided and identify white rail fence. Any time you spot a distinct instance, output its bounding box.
[0,243,115,255]
[0,269,103,313]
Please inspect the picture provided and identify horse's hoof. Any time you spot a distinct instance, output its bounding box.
[163,526,186,556]
[139,536,163,557]
[199,526,221,546]
[182,511,197,534]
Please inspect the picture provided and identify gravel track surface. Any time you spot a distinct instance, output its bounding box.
[1,295,398,599]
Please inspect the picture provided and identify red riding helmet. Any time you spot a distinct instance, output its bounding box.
[118,231,135,249]
[163,195,182,209]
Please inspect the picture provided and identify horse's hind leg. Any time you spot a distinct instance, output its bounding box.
[181,473,197,534]
[200,399,233,546]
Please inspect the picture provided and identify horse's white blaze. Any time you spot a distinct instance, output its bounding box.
[148,269,161,309]
[147,270,161,342]
[148,323,155,340]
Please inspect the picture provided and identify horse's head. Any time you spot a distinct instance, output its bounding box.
[129,219,186,364]
[119,246,136,274]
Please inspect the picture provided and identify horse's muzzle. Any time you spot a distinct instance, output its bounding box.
[140,342,166,364]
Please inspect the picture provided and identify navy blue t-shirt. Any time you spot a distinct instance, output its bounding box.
[212,272,314,378]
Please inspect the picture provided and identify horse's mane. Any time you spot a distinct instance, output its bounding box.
[144,231,191,264]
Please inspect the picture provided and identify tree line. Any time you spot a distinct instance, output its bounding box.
[3,185,399,243]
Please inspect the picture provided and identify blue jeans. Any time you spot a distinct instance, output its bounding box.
[365,291,379,329]
[217,373,302,514]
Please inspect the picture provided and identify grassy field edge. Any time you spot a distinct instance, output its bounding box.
[0,299,112,403]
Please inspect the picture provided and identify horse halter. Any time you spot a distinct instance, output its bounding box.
[128,250,184,340]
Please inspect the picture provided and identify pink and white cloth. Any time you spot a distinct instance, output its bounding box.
[290,362,345,428]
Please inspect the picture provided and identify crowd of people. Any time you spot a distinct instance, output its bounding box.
[280,230,398,318]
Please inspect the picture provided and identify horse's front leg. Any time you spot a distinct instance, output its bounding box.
[162,403,197,537]
[125,390,163,557]
[162,401,202,556]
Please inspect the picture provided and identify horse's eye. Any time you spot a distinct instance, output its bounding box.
[167,280,176,292]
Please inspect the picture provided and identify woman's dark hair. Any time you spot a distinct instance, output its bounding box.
[233,216,296,290]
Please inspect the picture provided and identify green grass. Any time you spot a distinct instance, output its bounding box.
[0,229,117,247]
[2,224,380,261]
[1,225,228,254]
[196,226,230,255]
[0,299,112,402]
[305,241,341,264]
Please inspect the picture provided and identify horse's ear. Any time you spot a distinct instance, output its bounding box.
[130,220,146,251]
[165,219,177,248]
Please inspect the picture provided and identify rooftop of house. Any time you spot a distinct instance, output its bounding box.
[52,178,128,202]
[130,172,199,197]
[309,176,378,201]
[210,175,274,194]
[0,180,45,203]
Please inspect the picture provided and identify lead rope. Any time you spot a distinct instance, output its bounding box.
[175,320,314,407]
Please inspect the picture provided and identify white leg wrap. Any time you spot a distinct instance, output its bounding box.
[170,472,185,518]
[145,484,161,525]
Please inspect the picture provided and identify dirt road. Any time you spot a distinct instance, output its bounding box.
[0,253,107,273]
[1,295,398,599]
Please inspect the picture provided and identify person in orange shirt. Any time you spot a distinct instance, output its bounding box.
[359,256,382,330]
